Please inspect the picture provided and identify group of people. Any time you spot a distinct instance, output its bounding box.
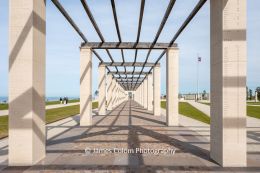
[60,97,69,104]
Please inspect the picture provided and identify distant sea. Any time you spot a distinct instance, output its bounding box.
[0,96,79,104]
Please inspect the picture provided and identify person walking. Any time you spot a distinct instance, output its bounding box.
[60,97,62,104]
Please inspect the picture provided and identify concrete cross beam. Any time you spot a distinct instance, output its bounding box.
[108,71,151,75]
[100,62,158,67]
[81,42,177,49]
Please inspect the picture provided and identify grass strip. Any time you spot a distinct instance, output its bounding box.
[161,101,210,124]
[0,99,80,110]
[0,101,98,139]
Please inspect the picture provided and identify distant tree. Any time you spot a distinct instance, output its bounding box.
[249,89,253,100]
[94,90,99,99]
[202,90,207,100]
[246,86,249,100]
[256,87,260,100]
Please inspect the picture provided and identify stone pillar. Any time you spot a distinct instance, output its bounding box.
[135,87,140,104]
[9,0,46,166]
[210,0,247,167]
[111,79,116,108]
[153,65,161,116]
[80,48,92,126]
[139,84,142,105]
[115,83,119,106]
[147,74,153,111]
[107,74,113,111]
[138,88,141,104]
[98,64,106,115]
[140,86,141,105]
[143,78,148,109]
[166,47,179,126]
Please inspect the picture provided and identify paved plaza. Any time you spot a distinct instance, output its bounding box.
[1,100,260,172]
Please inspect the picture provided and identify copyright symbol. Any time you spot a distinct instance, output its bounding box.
[85,147,91,155]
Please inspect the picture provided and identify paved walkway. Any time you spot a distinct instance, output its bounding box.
[1,100,260,172]
[0,102,80,117]
[186,100,260,127]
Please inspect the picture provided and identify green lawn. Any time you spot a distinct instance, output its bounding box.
[247,102,260,105]
[0,101,98,139]
[198,102,260,120]
[199,101,260,106]
[46,105,79,123]
[0,104,8,110]
[161,101,210,124]
[0,99,80,110]
[247,106,260,119]
[0,116,8,139]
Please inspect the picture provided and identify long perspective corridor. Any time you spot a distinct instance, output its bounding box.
[2,100,258,172]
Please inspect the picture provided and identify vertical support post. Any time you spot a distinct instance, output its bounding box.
[166,47,179,126]
[141,83,144,107]
[137,88,139,103]
[153,64,161,116]
[143,78,148,109]
[147,74,153,111]
[111,79,116,108]
[98,64,106,115]
[80,47,92,126]
[255,91,258,102]
[115,83,118,106]
[107,74,113,111]
[210,0,247,167]
[9,0,46,165]
[136,88,139,103]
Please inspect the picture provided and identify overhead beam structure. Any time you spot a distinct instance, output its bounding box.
[9,0,248,168]
[51,0,207,91]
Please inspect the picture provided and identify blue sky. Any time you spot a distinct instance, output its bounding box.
[0,0,259,97]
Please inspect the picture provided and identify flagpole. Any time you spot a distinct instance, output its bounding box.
[196,55,201,102]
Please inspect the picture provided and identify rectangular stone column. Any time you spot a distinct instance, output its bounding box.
[98,64,106,115]
[210,0,247,167]
[143,78,148,109]
[115,83,119,106]
[141,83,144,107]
[137,86,139,102]
[139,85,142,105]
[142,83,144,106]
[107,74,113,110]
[111,79,116,108]
[9,0,46,166]
[153,65,161,116]
[80,48,92,126]
[166,47,179,126]
[147,74,153,111]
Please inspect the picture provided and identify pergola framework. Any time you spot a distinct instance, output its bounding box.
[8,0,247,168]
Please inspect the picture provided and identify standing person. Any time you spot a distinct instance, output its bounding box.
[63,97,66,105]
[60,97,62,104]
[65,97,68,104]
